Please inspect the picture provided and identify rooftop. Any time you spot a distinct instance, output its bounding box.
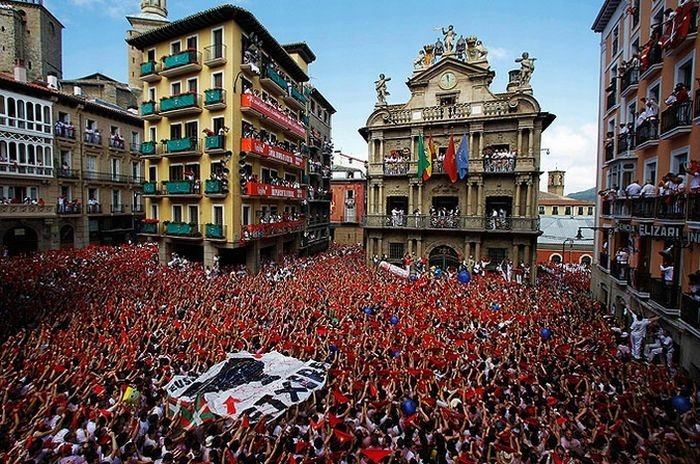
[591,0,622,33]
[538,215,595,245]
[539,190,595,207]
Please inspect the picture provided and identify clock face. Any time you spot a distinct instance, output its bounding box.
[439,72,457,89]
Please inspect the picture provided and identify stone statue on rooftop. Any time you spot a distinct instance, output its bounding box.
[515,52,536,86]
[434,38,445,58]
[375,73,391,106]
[441,25,456,54]
[414,50,426,70]
[455,35,466,60]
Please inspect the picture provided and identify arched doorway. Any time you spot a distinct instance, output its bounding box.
[429,245,459,270]
[60,225,74,249]
[3,226,38,256]
[580,255,592,266]
[549,254,562,264]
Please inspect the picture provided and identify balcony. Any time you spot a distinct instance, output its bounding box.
[129,143,141,155]
[241,219,305,241]
[132,204,145,214]
[627,267,651,296]
[140,141,160,159]
[0,162,53,178]
[204,44,226,67]
[160,50,202,78]
[620,66,639,97]
[57,203,81,215]
[616,132,636,156]
[695,89,700,122]
[204,179,228,197]
[111,204,126,214]
[84,132,102,147]
[681,294,700,333]
[141,101,161,121]
[204,135,226,154]
[639,47,663,81]
[240,93,306,139]
[598,252,609,270]
[57,168,80,180]
[54,124,76,140]
[108,137,126,151]
[143,181,160,196]
[689,192,700,222]
[283,85,307,110]
[629,196,655,218]
[383,160,411,176]
[242,181,305,200]
[139,61,161,82]
[82,171,129,184]
[164,222,202,239]
[205,223,226,240]
[203,88,226,110]
[260,64,288,95]
[483,156,516,174]
[0,203,56,218]
[655,194,686,220]
[650,278,680,311]
[240,137,305,168]
[163,137,200,158]
[610,260,629,284]
[163,180,201,197]
[604,142,614,162]
[660,101,693,138]
[140,221,160,235]
[86,204,102,215]
[664,5,698,55]
[635,119,658,148]
[363,215,540,233]
[159,93,202,118]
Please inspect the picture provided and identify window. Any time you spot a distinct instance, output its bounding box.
[552,206,559,215]
[676,54,694,90]
[110,158,120,176]
[184,121,198,139]
[587,207,594,215]
[169,165,183,180]
[147,48,156,62]
[538,206,545,214]
[170,41,181,54]
[212,28,224,59]
[187,78,197,93]
[671,149,688,178]
[644,159,657,185]
[149,165,157,182]
[112,189,121,207]
[88,188,98,202]
[170,124,182,139]
[131,161,140,181]
[148,87,156,101]
[565,206,572,216]
[171,82,182,95]
[487,248,507,265]
[213,205,224,225]
[186,36,198,51]
[172,205,183,222]
[151,204,158,220]
[212,72,223,89]
[578,207,584,216]
[149,126,156,142]
[131,131,140,145]
[647,81,660,104]
[389,242,405,260]
[212,117,225,133]
[439,95,456,106]
[86,155,97,173]
[188,205,199,225]
[612,26,619,56]
[242,205,251,225]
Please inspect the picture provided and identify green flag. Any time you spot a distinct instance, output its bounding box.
[417,135,428,179]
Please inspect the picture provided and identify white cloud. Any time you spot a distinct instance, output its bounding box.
[488,46,509,61]
[540,122,599,195]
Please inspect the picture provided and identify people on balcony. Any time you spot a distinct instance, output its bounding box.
[625,179,642,198]
[636,97,659,128]
[384,150,410,175]
[665,82,690,108]
[640,179,658,197]
[109,131,125,149]
[484,148,517,172]
[487,208,509,230]
[87,197,100,214]
[54,120,76,138]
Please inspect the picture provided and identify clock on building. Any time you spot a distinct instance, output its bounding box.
[439,71,457,90]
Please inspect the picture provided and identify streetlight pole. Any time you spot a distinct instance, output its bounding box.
[562,238,574,264]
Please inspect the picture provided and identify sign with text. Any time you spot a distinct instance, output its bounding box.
[240,138,305,168]
[638,224,682,239]
[244,182,305,199]
[240,94,306,138]
[165,351,329,423]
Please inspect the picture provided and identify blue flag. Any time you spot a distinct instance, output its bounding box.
[457,133,469,179]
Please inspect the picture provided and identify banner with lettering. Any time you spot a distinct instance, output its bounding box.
[165,352,329,424]
[378,261,410,279]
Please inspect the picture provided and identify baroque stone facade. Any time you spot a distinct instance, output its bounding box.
[360,29,555,280]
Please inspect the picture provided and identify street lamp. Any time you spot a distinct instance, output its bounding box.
[576,226,613,240]
[562,238,574,264]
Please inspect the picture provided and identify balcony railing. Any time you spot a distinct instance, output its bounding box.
[681,293,700,332]
[660,101,693,134]
[86,204,102,214]
[143,181,159,195]
[363,215,540,232]
[111,204,126,214]
[610,260,629,282]
[242,182,305,199]
[205,223,226,239]
[620,66,639,94]
[240,94,306,139]
[262,64,288,92]
[140,222,159,234]
[599,252,609,270]
[204,88,226,108]
[656,194,686,220]
[57,168,80,179]
[57,203,81,215]
[205,134,225,152]
[140,61,158,77]
[159,93,201,114]
[84,132,102,146]
[0,203,56,217]
[162,50,201,72]
[383,160,411,176]
[483,157,516,174]
[163,137,200,156]
[604,142,614,162]
[132,204,145,213]
[163,180,197,195]
[204,179,228,195]
[129,142,141,154]
[108,137,126,150]
[82,171,129,184]
[650,278,680,310]
[616,132,635,154]
[141,101,159,118]
[0,163,53,177]
[164,222,201,237]
[140,141,159,157]
[241,219,305,241]
[636,119,658,145]
[204,44,226,66]
[290,86,307,105]
[629,196,655,218]
[627,267,651,294]
[54,124,76,139]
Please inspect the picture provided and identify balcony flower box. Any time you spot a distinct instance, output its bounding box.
[205,135,225,151]
[205,179,226,194]
[290,86,307,105]
[142,222,159,234]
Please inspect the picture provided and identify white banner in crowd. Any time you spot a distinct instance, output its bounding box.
[165,351,329,423]
[378,260,410,279]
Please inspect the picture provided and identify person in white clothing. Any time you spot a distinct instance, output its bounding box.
[625,180,642,198]
[629,309,659,360]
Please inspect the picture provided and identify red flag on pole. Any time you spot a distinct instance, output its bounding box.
[443,134,458,183]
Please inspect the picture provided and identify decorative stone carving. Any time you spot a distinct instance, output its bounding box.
[515,52,536,87]
[441,25,456,55]
[375,73,391,106]
[431,184,460,194]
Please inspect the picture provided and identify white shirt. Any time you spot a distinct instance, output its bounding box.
[660,264,674,282]
[625,182,642,197]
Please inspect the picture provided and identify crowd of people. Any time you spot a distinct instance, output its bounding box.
[0,245,698,464]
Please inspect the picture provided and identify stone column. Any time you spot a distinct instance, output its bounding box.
[417,238,423,257]
[378,237,383,257]
[418,183,423,213]
[525,182,532,216]
[512,244,519,264]
[478,132,483,157]
[528,130,534,156]
[379,139,384,161]
[463,237,469,260]
[476,182,483,216]
[475,241,481,261]
[517,130,523,155]
[408,184,414,213]
[514,182,521,216]
[466,182,472,215]
[379,184,384,215]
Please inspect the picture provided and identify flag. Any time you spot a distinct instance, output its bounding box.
[122,386,140,404]
[456,133,469,180]
[416,135,429,181]
[333,428,353,443]
[361,448,392,463]
[444,135,458,183]
[425,135,435,180]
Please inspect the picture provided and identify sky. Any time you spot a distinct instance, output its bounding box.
[44,0,604,194]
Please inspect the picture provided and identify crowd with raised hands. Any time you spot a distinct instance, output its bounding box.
[0,244,698,464]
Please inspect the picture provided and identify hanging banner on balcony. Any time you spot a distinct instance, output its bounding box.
[638,224,682,239]
[240,94,306,138]
[240,138,305,168]
[165,351,329,424]
[244,182,305,199]
[378,261,410,279]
